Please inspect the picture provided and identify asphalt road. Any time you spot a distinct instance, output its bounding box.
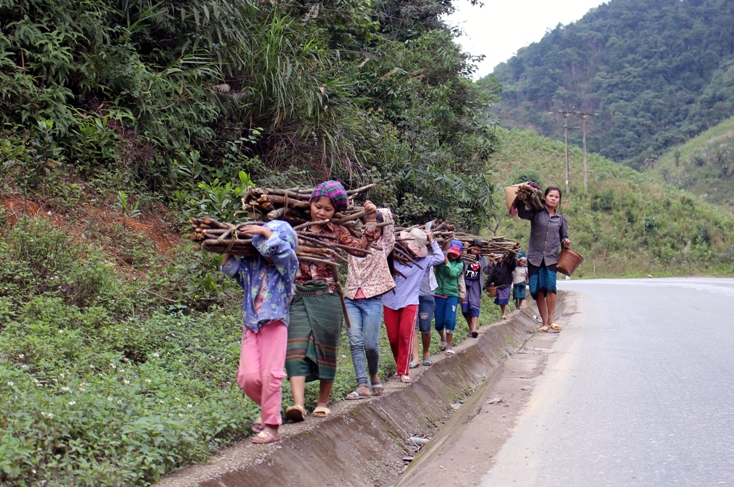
[479,277,734,487]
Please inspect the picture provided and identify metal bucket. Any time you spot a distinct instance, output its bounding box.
[557,248,584,276]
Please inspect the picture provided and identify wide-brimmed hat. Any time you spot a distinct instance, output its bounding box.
[399,228,429,258]
[448,240,463,256]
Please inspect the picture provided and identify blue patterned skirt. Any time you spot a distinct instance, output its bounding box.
[528,262,557,299]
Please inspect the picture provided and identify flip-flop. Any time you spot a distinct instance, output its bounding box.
[409,361,420,369]
[422,359,432,366]
[371,381,385,396]
[285,404,307,422]
[550,323,562,331]
[537,326,549,333]
[251,430,281,445]
[346,389,371,400]
[445,349,456,356]
[400,375,413,384]
[312,406,331,418]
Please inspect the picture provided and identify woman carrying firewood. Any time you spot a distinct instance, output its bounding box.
[343,208,395,400]
[383,229,445,383]
[220,220,299,444]
[285,180,377,421]
[516,186,571,332]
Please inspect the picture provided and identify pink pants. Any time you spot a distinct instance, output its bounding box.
[383,305,418,376]
[237,320,288,427]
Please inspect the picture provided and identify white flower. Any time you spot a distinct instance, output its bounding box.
[41,412,54,419]
[159,400,164,404]
[107,396,113,401]
[145,379,151,384]
[187,404,193,408]
[117,399,122,404]
[153,352,160,358]
[110,364,116,369]
[79,387,85,392]
[123,380,130,385]
[174,397,180,401]
[68,401,76,406]
[59,373,64,378]
[89,364,95,369]
[18,354,24,359]
[7,381,14,387]
[58,329,63,333]
[120,368,125,373]
[178,413,183,418]
[61,386,71,392]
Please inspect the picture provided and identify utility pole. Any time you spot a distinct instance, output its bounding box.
[555,110,597,194]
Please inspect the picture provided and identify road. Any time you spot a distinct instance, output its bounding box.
[402,278,734,487]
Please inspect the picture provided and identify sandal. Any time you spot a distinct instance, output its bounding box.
[371,381,385,396]
[537,326,549,333]
[251,430,280,445]
[422,359,432,366]
[312,406,331,418]
[346,388,371,400]
[400,375,413,384]
[445,349,456,356]
[285,404,307,422]
[409,361,420,369]
[550,323,562,331]
[439,340,447,351]
[251,415,264,433]
[471,331,479,338]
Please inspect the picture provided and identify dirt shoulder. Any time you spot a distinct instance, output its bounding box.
[397,294,577,487]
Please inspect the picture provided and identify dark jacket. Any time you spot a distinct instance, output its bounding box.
[485,259,516,290]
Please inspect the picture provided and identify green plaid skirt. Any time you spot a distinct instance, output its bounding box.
[285,281,344,382]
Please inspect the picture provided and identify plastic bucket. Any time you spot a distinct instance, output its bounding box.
[487,285,498,297]
[557,248,584,276]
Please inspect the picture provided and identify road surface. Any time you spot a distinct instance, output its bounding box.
[402,278,734,487]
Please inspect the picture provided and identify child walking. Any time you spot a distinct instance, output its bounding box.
[512,256,529,308]
[434,240,464,355]
[484,253,516,320]
[383,229,444,383]
[221,220,299,444]
[461,240,491,338]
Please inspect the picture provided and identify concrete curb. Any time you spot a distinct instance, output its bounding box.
[158,293,567,487]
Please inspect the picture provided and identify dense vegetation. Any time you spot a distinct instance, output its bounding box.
[646,116,734,208]
[490,128,734,277]
[0,0,500,230]
[489,0,734,169]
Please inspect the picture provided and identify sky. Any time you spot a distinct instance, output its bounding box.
[446,0,608,79]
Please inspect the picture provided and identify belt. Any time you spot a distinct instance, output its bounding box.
[295,289,327,297]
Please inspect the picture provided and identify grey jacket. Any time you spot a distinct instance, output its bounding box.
[517,202,569,267]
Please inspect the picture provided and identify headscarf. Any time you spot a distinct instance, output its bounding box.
[310,180,348,212]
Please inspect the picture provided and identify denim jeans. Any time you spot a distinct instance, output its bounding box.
[345,296,384,387]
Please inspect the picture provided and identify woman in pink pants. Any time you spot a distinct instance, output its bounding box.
[221,220,298,444]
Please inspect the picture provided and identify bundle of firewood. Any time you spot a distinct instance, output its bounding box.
[515,183,545,211]
[241,184,378,238]
[454,235,522,263]
[190,217,373,267]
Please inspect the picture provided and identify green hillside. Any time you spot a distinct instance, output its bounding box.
[489,0,734,169]
[488,128,734,278]
[646,116,734,208]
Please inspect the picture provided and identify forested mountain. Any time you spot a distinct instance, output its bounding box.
[489,0,734,169]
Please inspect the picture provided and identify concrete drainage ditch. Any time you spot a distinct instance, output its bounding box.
[157,293,567,487]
